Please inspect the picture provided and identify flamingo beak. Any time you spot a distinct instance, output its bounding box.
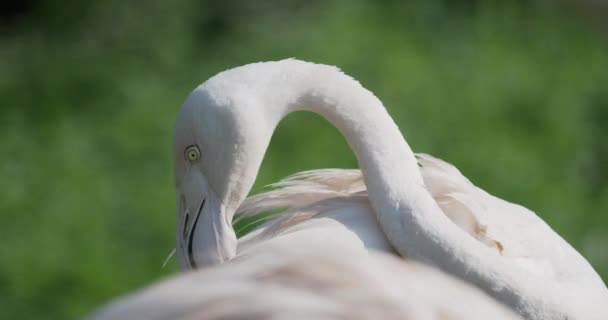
[176,170,236,270]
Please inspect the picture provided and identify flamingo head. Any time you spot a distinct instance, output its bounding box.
[172,67,277,270]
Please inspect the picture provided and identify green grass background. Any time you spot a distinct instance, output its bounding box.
[1,1,607,319]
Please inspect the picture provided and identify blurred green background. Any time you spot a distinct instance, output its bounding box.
[1,0,607,319]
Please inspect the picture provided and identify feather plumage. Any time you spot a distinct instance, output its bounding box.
[237,153,505,255]
[89,249,520,320]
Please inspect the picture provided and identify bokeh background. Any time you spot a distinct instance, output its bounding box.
[1,0,607,319]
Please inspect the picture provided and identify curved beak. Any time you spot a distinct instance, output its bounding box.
[176,170,237,270]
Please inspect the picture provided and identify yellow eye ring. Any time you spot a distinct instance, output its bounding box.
[185,145,201,162]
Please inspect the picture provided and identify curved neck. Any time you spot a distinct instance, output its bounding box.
[246,60,567,319]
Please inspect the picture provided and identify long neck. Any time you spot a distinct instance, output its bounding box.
[250,60,567,319]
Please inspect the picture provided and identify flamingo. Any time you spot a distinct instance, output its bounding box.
[88,249,520,320]
[173,59,608,319]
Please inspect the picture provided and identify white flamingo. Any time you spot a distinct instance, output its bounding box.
[89,249,520,320]
[173,59,607,319]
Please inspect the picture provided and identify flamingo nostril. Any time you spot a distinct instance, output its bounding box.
[183,210,190,239]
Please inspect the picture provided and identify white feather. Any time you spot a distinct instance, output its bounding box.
[237,153,505,255]
[88,249,520,320]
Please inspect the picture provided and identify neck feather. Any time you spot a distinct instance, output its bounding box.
[236,60,568,319]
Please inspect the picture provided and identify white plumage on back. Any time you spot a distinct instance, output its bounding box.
[89,249,520,320]
[237,154,505,254]
[237,153,603,286]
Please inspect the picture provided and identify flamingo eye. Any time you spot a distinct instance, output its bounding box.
[185,145,200,162]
